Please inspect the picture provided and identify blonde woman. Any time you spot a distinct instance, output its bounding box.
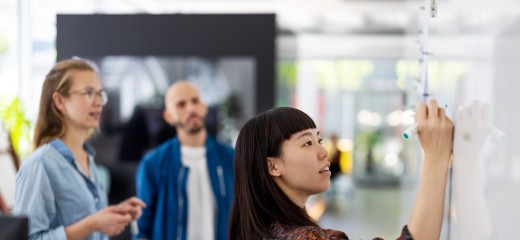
[14,58,145,240]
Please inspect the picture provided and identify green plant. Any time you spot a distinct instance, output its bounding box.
[0,97,31,159]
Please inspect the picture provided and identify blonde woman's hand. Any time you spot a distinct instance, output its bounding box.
[118,196,147,220]
[91,205,133,236]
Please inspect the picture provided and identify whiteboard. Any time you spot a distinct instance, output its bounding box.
[441,17,520,240]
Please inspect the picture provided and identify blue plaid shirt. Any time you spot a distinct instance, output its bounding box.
[13,139,108,240]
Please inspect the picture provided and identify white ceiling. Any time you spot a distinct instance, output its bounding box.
[118,0,520,36]
[21,0,520,58]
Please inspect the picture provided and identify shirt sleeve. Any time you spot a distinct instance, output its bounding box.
[136,156,158,239]
[293,227,348,240]
[396,225,414,240]
[13,161,68,240]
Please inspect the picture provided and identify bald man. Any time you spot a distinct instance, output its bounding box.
[136,81,234,240]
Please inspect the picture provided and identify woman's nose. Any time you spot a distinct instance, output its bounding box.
[319,145,328,160]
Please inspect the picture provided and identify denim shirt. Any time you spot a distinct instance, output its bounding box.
[13,139,108,240]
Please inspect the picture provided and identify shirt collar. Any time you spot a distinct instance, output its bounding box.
[49,138,96,164]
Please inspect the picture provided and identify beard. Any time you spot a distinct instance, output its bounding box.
[186,126,203,134]
[176,114,205,135]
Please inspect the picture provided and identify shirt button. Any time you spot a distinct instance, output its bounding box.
[95,198,99,203]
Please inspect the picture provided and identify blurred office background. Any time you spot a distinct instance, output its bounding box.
[1,0,520,239]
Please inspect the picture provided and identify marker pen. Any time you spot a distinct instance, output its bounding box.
[403,124,419,140]
[131,220,139,236]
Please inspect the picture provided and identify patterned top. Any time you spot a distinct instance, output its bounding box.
[270,222,413,240]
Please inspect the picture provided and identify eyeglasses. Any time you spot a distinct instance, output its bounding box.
[67,89,108,106]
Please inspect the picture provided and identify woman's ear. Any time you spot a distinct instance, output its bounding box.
[52,92,65,112]
[267,157,282,177]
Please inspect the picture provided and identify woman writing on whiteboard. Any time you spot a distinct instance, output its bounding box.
[229,100,453,239]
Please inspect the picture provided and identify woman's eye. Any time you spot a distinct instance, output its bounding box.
[85,90,95,97]
[318,138,324,145]
[303,141,312,147]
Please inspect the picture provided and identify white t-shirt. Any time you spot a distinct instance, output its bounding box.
[180,145,215,240]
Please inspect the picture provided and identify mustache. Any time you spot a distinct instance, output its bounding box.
[187,113,202,120]
[169,113,203,127]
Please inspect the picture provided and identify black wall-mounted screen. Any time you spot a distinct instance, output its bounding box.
[56,14,275,114]
[56,14,276,163]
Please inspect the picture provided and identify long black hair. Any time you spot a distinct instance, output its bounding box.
[229,107,319,239]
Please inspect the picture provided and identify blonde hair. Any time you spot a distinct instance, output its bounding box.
[33,58,97,149]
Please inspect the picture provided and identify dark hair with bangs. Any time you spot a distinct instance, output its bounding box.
[229,107,318,239]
